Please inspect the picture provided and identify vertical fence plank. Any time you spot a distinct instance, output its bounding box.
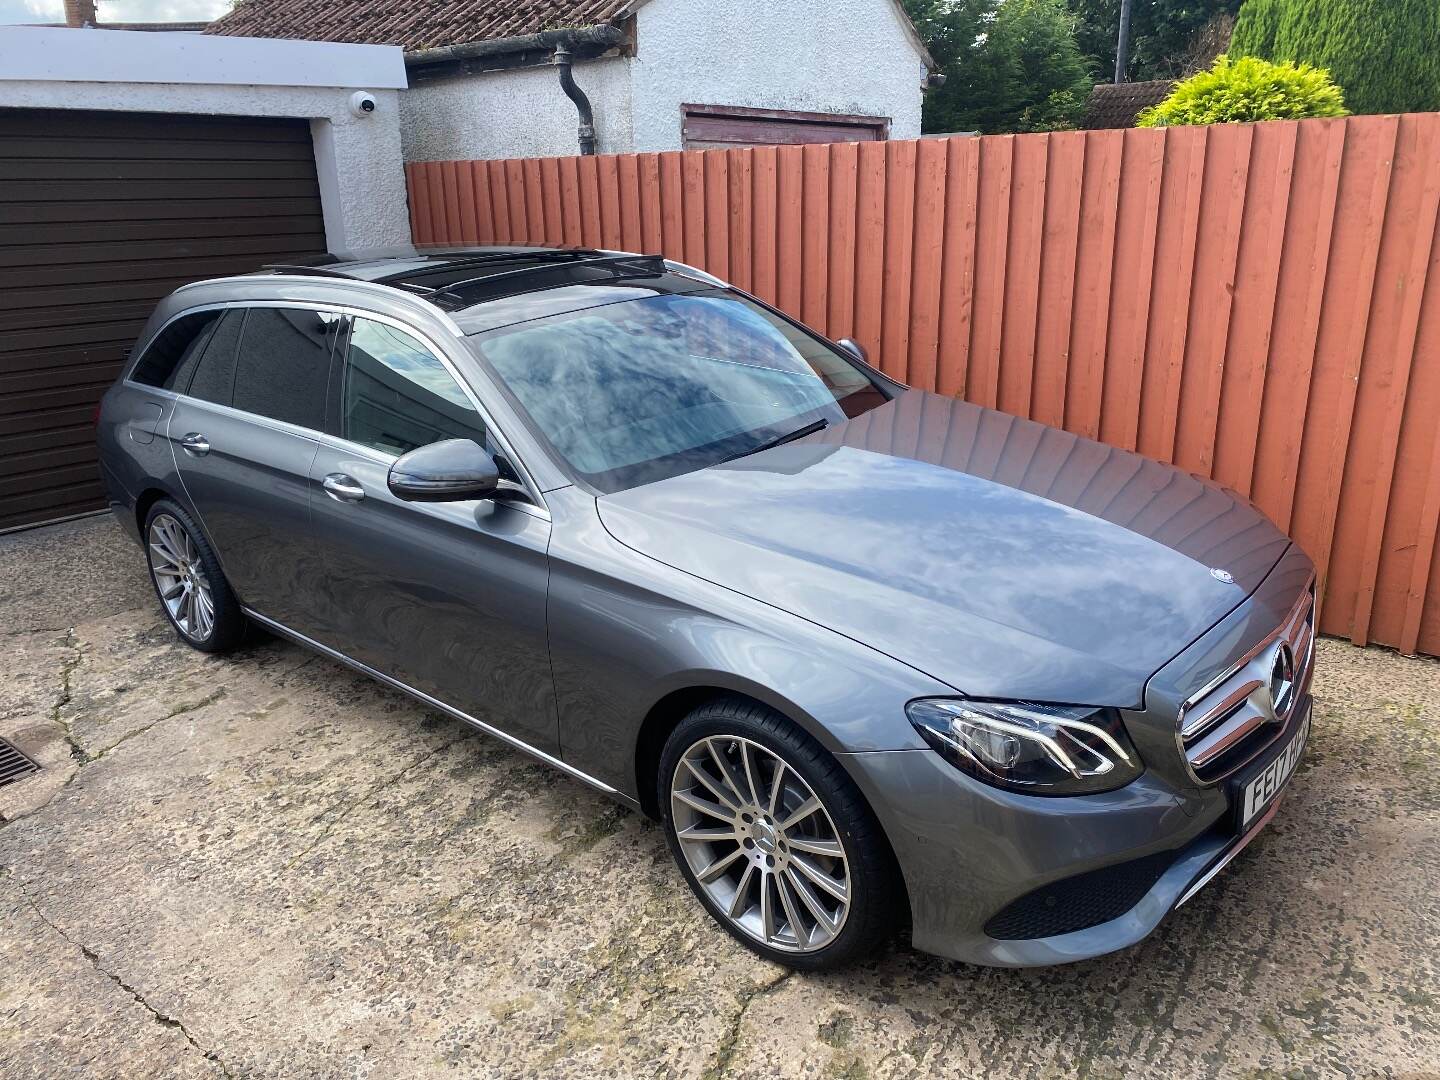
[703,150,730,281]
[1173,123,1252,476]
[907,137,949,393]
[776,145,805,319]
[935,135,980,399]
[455,159,478,245]
[637,153,663,255]
[1212,122,1297,495]
[504,159,527,241]
[522,158,545,243]
[657,152,685,260]
[617,153,642,252]
[880,140,918,384]
[1066,130,1123,439]
[406,163,430,245]
[852,140,888,366]
[1100,128,1165,451]
[826,141,859,340]
[404,114,1440,655]
[538,157,562,246]
[801,144,831,333]
[750,146,778,305]
[727,149,753,293]
[1138,125,1206,463]
[557,156,582,247]
[998,133,1048,419]
[969,136,1014,408]
[681,151,706,267]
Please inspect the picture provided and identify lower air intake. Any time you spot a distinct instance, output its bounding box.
[984,851,1176,940]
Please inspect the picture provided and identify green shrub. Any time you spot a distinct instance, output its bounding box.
[1136,54,1348,127]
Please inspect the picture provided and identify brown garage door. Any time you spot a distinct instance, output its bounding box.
[0,108,329,532]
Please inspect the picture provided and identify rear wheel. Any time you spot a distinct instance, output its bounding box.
[144,500,246,653]
[659,698,899,970]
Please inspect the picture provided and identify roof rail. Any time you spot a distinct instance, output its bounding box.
[260,264,357,281]
[432,253,666,309]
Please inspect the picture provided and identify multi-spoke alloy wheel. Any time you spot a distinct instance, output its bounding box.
[142,501,244,653]
[149,513,216,641]
[671,735,852,953]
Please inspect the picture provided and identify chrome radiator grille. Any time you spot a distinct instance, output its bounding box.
[1177,584,1316,783]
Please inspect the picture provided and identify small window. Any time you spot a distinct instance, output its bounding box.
[186,308,246,406]
[130,310,222,389]
[230,307,338,430]
[341,317,486,456]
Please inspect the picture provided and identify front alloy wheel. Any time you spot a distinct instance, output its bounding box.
[660,699,898,970]
[672,735,851,953]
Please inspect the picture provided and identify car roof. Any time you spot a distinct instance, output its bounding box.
[250,245,723,335]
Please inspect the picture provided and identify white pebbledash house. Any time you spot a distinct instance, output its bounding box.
[209,0,940,162]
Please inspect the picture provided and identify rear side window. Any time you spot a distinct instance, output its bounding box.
[340,317,486,456]
[230,307,339,430]
[129,310,221,389]
[186,308,245,406]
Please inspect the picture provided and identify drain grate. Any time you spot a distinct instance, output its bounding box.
[0,738,40,788]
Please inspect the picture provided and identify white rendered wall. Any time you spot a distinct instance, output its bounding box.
[401,57,634,161]
[627,0,929,151]
[0,27,412,254]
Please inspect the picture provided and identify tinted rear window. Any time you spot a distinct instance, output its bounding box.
[130,310,221,389]
[230,307,338,431]
[185,308,245,406]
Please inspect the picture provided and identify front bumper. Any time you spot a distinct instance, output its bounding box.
[843,545,1316,967]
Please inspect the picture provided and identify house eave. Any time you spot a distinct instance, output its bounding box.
[405,23,626,81]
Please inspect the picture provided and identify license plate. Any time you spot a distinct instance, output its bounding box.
[1237,711,1309,830]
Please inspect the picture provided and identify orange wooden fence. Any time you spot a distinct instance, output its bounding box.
[406,113,1440,657]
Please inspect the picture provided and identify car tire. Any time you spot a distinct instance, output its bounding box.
[658,697,899,971]
[143,499,246,654]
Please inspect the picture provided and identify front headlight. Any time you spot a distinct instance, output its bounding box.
[906,698,1142,795]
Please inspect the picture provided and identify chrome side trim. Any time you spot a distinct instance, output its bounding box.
[243,608,619,796]
[172,274,468,337]
[1173,797,1281,908]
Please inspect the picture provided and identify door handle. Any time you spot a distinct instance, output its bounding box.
[179,432,210,456]
[322,473,366,503]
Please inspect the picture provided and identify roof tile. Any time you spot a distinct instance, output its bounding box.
[207,0,636,52]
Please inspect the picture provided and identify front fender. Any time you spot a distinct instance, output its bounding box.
[544,490,945,801]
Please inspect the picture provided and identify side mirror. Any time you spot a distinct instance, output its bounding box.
[388,438,500,502]
[836,337,869,365]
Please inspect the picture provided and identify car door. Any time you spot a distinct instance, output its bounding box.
[165,304,340,631]
[305,313,558,755]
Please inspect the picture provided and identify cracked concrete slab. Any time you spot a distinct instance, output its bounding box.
[2,515,1439,1078]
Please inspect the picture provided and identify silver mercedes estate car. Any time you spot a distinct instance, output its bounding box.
[97,247,1314,970]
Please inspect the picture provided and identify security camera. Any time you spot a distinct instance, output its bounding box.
[349,91,378,117]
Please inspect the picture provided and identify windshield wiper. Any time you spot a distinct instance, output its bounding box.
[722,418,829,464]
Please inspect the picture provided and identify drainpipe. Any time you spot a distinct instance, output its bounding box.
[406,25,625,157]
[552,44,597,155]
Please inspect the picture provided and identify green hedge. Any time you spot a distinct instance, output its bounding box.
[1231,0,1440,116]
[1137,54,1347,127]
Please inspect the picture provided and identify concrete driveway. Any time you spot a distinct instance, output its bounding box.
[2,515,1438,1079]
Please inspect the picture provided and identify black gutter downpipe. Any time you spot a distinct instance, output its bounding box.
[552,43,597,156]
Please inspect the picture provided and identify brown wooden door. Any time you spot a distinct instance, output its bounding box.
[681,104,889,149]
[0,108,329,531]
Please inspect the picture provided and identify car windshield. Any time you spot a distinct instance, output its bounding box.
[468,290,890,492]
